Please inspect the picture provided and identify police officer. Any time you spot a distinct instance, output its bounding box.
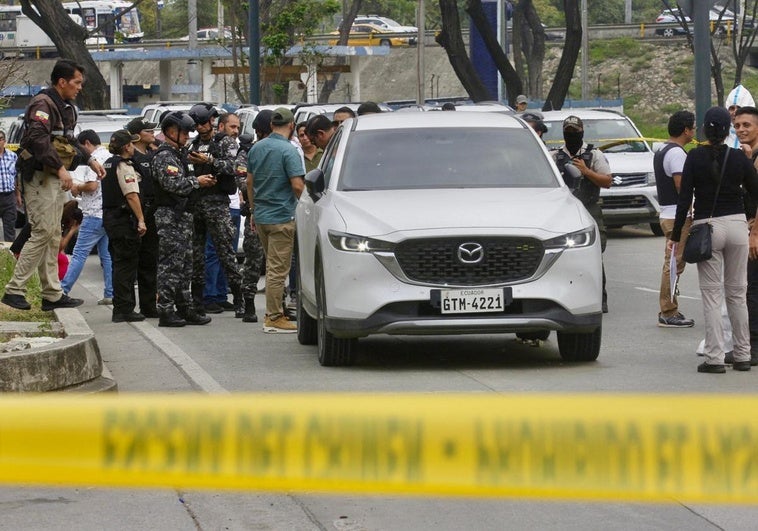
[151,111,215,327]
[552,115,613,312]
[187,103,244,318]
[101,130,146,323]
[234,112,272,323]
[126,117,160,318]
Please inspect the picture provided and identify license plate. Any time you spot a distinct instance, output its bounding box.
[438,288,507,314]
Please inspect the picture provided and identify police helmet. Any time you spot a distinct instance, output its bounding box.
[188,103,219,125]
[238,133,254,149]
[160,111,196,133]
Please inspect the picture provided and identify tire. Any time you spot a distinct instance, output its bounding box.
[650,223,665,237]
[379,39,391,47]
[557,327,601,362]
[296,270,317,346]
[316,262,356,366]
[516,330,550,341]
[662,28,675,38]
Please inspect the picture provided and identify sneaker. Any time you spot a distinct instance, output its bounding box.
[658,313,695,328]
[204,302,224,314]
[1,293,31,310]
[263,315,297,334]
[697,362,726,374]
[41,294,83,311]
[733,361,751,371]
[112,312,145,323]
[97,297,113,305]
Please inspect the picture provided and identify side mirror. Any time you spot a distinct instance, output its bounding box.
[305,168,325,201]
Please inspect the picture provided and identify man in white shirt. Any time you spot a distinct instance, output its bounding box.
[61,129,113,305]
[655,111,695,328]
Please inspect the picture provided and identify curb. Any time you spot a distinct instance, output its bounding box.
[0,307,117,393]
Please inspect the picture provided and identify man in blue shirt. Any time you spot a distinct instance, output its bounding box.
[0,130,19,242]
[246,107,304,333]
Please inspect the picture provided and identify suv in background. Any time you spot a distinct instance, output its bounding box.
[540,109,661,235]
[293,102,392,125]
[140,101,224,126]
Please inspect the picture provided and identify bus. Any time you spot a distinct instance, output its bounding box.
[0,1,142,52]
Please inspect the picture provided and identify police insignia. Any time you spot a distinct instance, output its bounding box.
[34,110,50,123]
[166,165,179,176]
[235,164,246,175]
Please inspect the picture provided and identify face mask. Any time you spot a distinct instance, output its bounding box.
[564,131,584,155]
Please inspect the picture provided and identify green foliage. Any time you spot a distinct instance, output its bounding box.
[589,37,647,62]
[0,250,50,322]
[540,0,667,25]
[261,0,340,59]
[159,0,219,38]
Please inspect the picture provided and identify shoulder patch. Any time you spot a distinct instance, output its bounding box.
[33,110,50,124]
[165,165,179,176]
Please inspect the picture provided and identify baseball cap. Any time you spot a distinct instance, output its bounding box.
[108,130,139,154]
[521,111,543,123]
[516,94,528,104]
[563,115,584,132]
[126,117,158,135]
[271,107,294,126]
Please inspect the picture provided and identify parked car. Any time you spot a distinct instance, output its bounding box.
[343,15,417,33]
[296,112,603,366]
[328,24,417,47]
[179,27,233,41]
[237,104,295,140]
[140,101,225,127]
[655,7,750,37]
[292,102,392,125]
[540,109,661,235]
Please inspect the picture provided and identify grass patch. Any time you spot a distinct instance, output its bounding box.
[0,248,54,323]
[590,38,648,64]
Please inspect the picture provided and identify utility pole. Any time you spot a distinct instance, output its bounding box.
[692,1,711,138]
[416,0,425,104]
[188,0,200,93]
[249,0,260,104]
[624,0,632,24]
[580,0,588,100]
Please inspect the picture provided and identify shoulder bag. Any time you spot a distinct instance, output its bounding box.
[683,148,730,264]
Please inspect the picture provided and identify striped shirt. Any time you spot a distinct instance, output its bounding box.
[0,148,18,193]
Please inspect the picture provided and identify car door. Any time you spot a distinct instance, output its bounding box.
[297,128,344,304]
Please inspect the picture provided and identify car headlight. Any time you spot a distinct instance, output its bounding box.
[646,171,656,185]
[328,231,394,253]
[543,227,596,250]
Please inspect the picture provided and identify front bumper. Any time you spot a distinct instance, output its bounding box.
[600,184,660,226]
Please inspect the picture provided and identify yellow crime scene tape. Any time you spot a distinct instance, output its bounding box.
[0,393,757,503]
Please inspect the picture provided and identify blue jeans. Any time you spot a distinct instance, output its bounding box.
[61,215,113,298]
[203,208,240,304]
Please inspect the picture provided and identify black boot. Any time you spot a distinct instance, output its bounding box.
[159,309,186,327]
[232,286,245,318]
[185,309,212,325]
[242,298,258,323]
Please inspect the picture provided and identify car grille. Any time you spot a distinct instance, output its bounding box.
[602,195,651,209]
[394,237,544,285]
[612,173,648,186]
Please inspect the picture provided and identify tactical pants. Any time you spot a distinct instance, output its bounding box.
[155,207,194,311]
[241,221,265,300]
[191,199,242,308]
[137,207,159,314]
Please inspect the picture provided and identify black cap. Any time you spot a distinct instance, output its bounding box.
[126,117,158,135]
[108,129,139,154]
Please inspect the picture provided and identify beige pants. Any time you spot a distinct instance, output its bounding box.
[5,171,65,301]
[696,214,751,364]
[257,220,296,321]
[659,217,692,317]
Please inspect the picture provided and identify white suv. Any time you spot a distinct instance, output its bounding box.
[541,109,661,235]
[296,112,603,366]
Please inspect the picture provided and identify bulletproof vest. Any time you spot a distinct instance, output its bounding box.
[101,155,128,210]
[153,144,191,208]
[653,142,684,207]
[554,146,600,206]
[132,148,156,202]
[189,135,229,198]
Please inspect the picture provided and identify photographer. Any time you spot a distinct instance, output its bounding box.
[2,59,104,312]
[552,115,612,312]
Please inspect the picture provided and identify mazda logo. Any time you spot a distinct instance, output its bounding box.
[457,242,484,264]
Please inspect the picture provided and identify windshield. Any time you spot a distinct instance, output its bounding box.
[338,128,558,191]
[542,117,650,153]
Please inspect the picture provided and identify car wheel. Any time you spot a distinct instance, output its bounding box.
[516,331,550,341]
[557,327,601,362]
[650,223,665,237]
[379,39,391,47]
[316,261,356,366]
[296,270,317,346]
[663,28,675,37]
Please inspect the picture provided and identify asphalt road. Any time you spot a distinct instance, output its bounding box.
[2,225,758,530]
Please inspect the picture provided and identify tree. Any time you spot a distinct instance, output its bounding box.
[319,0,362,103]
[436,0,490,102]
[19,0,109,109]
[728,1,758,87]
[513,0,546,99]
[542,0,581,111]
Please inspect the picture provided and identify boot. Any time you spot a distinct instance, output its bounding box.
[242,298,258,323]
[232,286,245,318]
[159,309,186,328]
[185,309,212,325]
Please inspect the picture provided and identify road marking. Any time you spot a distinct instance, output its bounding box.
[634,286,699,300]
[78,277,228,394]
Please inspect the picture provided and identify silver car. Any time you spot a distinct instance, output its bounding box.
[296,112,603,366]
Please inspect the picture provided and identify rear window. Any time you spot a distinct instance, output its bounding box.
[338,128,558,191]
[542,117,650,153]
